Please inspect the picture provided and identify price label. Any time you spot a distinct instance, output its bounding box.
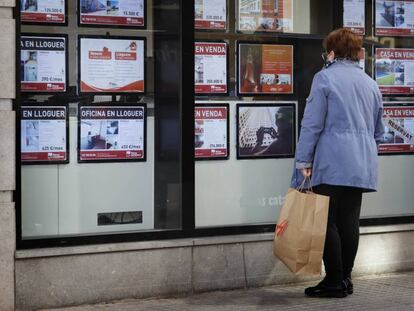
[43,8,63,13]
[123,11,139,16]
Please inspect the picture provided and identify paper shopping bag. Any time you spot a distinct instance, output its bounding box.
[273,188,329,276]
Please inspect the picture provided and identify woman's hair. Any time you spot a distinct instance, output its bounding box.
[323,28,363,61]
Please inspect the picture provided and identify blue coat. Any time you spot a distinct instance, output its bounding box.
[291,59,385,192]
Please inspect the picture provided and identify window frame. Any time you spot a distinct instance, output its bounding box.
[15,0,414,250]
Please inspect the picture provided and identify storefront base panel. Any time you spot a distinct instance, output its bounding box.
[15,227,414,311]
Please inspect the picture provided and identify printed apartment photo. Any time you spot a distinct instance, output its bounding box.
[21,120,40,152]
[81,0,120,15]
[80,120,120,150]
[376,59,405,86]
[376,1,406,28]
[21,0,38,12]
[21,51,38,82]
[237,104,295,158]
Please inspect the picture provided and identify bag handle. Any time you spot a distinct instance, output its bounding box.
[297,175,313,193]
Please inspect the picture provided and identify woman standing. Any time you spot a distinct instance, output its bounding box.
[292,28,385,298]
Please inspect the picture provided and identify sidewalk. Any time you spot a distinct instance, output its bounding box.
[41,271,414,311]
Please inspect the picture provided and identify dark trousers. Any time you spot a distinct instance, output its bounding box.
[313,184,363,285]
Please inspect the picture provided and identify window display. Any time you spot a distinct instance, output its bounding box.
[79,0,145,27]
[237,0,293,33]
[195,41,228,94]
[78,104,146,162]
[380,103,414,154]
[78,36,146,94]
[195,0,227,30]
[343,0,365,35]
[375,0,414,36]
[238,43,293,95]
[21,0,67,25]
[195,104,229,160]
[375,48,414,95]
[20,104,69,164]
[237,103,295,159]
[20,34,68,93]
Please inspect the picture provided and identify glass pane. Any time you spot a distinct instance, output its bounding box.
[195,0,414,226]
[19,0,183,238]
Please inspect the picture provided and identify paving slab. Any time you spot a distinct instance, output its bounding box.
[39,271,414,311]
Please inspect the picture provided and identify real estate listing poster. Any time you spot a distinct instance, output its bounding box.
[380,104,414,154]
[79,105,146,162]
[375,0,414,36]
[79,0,145,27]
[238,43,293,95]
[21,0,66,24]
[237,103,295,159]
[195,105,229,159]
[375,48,414,94]
[195,0,227,30]
[343,0,365,35]
[20,105,68,164]
[79,36,145,94]
[195,42,228,94]
[238,0,293,32]
[20,35,67,93]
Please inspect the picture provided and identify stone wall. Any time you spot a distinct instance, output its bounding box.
[15,228,414,310]
[0,1,16,311]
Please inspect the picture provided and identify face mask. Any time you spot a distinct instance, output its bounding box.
[321,52,336,68]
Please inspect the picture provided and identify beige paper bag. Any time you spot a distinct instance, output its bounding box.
[273,188,329,276]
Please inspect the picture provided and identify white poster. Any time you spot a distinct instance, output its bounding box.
[343,0,365,34]
[380,105,414,153]
[79,106,146,161]
[21,106,68,163]
[80,37,145,93]
[80,0,145,27]
[195,42,227,94]
[21,0,66,24]
[195,105,228,159]
[376,48,414,94]
[195,0,226,30]
[21,36,67,92]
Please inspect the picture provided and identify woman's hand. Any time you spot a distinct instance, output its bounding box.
[301,168,312,178]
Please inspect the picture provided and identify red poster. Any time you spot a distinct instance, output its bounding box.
[375,48,414,95]
[195,105,228,159]
[379,105,414,154]
[239,44,293,95]
[195,42,227,94]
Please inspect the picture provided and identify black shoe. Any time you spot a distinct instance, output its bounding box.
[342,277,353,295]
[305,280,347,298]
